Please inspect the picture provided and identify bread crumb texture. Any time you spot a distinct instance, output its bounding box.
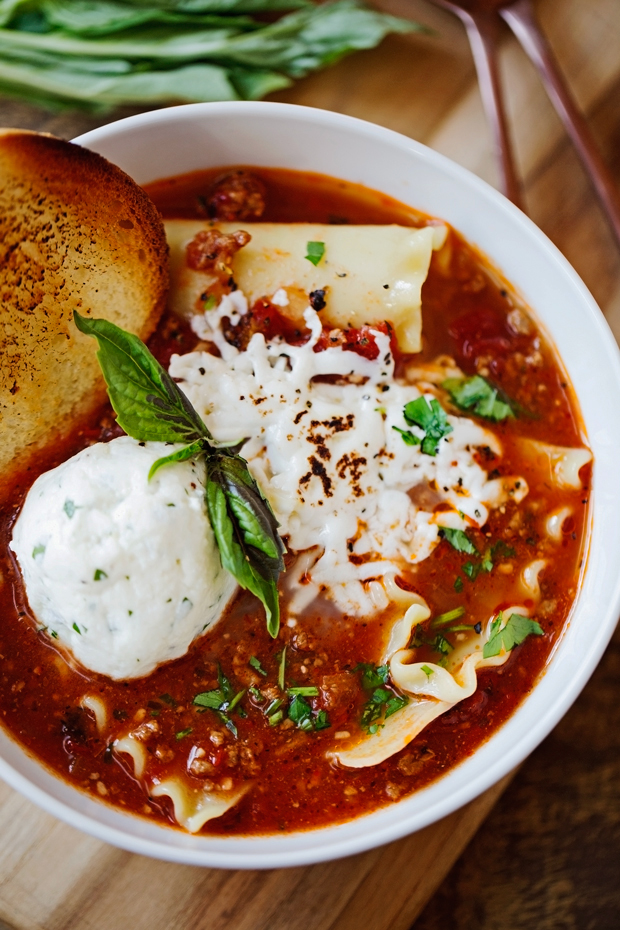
[0,129,169,475]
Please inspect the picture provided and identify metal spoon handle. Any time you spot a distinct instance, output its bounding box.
[462,9,524,209]
[502,0,620,247]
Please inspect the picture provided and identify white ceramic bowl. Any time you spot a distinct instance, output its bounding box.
[2,102,620,869]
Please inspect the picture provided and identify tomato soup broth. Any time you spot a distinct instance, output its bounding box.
[0,168,590,835]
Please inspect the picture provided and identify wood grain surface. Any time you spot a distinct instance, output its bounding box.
[0,0,619,927]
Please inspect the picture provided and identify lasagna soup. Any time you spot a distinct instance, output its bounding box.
[0,167,591,836]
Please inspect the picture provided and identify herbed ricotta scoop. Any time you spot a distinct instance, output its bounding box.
[10,437,236,679]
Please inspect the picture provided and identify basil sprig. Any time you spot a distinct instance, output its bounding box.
[74,312,285,636]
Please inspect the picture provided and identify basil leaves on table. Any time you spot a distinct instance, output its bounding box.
[74,311,285,636]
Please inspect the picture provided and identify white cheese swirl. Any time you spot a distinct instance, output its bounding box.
[171,299,518,617]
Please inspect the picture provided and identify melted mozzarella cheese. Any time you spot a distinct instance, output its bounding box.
[166,221,447,353]
[10,437,236,679]
[170,299,514,617]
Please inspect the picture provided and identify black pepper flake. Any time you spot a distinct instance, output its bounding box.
[309,289,327,311]
[199,367,205,375]
[383,284,389,289]
[474,622,482,634]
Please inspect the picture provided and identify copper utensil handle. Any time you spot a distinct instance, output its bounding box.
[463,9,524,209]
[502,0,620,247]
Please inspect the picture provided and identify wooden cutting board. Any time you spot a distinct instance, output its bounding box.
[0,0,619,927]
[0,774,512,930]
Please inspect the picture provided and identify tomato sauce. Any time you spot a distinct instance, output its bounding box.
[0,168,590,835]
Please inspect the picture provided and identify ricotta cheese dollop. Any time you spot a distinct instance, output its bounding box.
[10,437,236,679]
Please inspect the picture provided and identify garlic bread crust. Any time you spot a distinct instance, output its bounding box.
[0,130,168,476]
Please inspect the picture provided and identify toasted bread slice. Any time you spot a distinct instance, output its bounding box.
[0,130,168,477]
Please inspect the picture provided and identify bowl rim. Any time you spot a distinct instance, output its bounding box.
[1,100,619,869]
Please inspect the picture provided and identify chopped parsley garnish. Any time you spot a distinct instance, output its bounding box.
[401,396,453,455]
[203,293,217,311]
[483,612,544,658]
[446,533,516,585]
[249,655,267,677]
[463,560,481,580]
[490,539,516,560]
[314,710,330,730]
[287,688,329,732]
[278,646,286,690]
[432,606,466,628]
[159,693,177,707]
[288,694,315,731]
[50,630,59,640]
[175,728,193,740]
[93,568,108,581]
[431,633,452,656]
[353,663,389,689]
[421,665,433,677]
[305,240,325,266]
[193,665,245,738]
[32,544,45,559]
[72,622,81,635]
[63,499,78,518]
[249,685,263,702]
[440,527,478,555]
[392,425,420,446]
[443,375,514,422]
[356,664,408,732]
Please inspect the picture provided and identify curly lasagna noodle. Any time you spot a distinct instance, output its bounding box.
[1,168,591,835]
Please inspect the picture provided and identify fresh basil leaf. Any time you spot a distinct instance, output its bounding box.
[0,1,422,113]
[215,454,283,560]
[403,396,452,455]
[440,527,478,555]
[205,471,281,636]
[74,312,210,444]
[443,375,514,422]
[148,439,206,480]
[483,612,544,658]
[305,240,325,266]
